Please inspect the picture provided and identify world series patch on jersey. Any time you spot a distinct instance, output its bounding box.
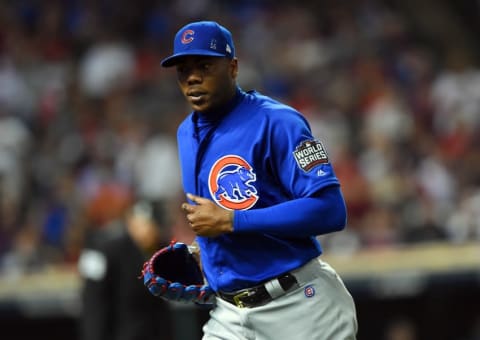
[293,139,329,172]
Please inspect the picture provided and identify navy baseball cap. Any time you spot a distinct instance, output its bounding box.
[161,21,235,67]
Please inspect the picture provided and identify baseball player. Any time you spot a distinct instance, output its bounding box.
[162,21,358,339]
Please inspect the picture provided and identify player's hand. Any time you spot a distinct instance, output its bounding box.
[182,193,234,237]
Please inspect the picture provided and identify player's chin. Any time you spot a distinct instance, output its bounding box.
[189,99,211,113]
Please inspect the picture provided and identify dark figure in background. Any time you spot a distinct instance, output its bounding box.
[78,200,174,340]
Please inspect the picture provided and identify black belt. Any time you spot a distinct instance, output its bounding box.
[217,273,298,308]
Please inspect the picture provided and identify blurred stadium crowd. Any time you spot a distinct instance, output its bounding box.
[0,0,479,276]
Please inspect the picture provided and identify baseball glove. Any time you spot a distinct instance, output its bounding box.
[141,241,214,304]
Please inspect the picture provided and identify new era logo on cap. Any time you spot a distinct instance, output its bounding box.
[161,21,235,67]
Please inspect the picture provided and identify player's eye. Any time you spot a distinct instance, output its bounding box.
[176,66,192,81]
[200,62,212,71]
[176,65,187,74]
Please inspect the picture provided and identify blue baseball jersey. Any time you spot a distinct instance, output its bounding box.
[177,88,344,292]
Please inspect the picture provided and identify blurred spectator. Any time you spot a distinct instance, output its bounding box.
[78,199,174,340]
[0,110,31,209]
[78,36,135,99]
[0,0,478,271]
[0,222,44,278]
[445,188,480,243]
[133,132,181,204]
[0,1,478,339]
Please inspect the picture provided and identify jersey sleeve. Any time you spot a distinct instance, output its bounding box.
[232,107,347,237]
[233,185,347,236]
[268,108,340,197]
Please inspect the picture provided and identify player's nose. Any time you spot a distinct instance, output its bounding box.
[186,71,202,85]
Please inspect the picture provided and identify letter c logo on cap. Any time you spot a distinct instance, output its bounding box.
[181,30,194,44]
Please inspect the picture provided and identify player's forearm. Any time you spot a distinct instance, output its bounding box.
[232,185,347,237]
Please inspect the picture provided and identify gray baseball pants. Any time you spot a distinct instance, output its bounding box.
[202,258,358,340]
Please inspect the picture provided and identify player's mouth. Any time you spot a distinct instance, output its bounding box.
[187,90,208,104]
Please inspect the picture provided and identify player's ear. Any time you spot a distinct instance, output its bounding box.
[229,58,238,79]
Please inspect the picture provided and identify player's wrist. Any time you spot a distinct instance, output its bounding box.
[224,210,234,233]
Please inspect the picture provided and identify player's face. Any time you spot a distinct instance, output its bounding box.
[175,56,238,114]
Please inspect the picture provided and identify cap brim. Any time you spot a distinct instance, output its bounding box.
[161,50,228,67]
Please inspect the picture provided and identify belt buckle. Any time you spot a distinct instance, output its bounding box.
[233,290,250,308]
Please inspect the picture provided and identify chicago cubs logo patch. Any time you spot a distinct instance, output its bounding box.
[293,139,329,172]
[304,285,315,298]
[181,29,194,44]
[208,155,258,210]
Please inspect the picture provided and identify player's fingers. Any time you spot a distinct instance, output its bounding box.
[187,193,213,206]
[181,203,196,214]
[186,193,197,203]
[185,212,195,226]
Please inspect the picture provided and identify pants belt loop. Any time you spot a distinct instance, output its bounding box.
[264,278,284,299]
[291,257,323,286]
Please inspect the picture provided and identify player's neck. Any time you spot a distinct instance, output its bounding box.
[197,86,242,121]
